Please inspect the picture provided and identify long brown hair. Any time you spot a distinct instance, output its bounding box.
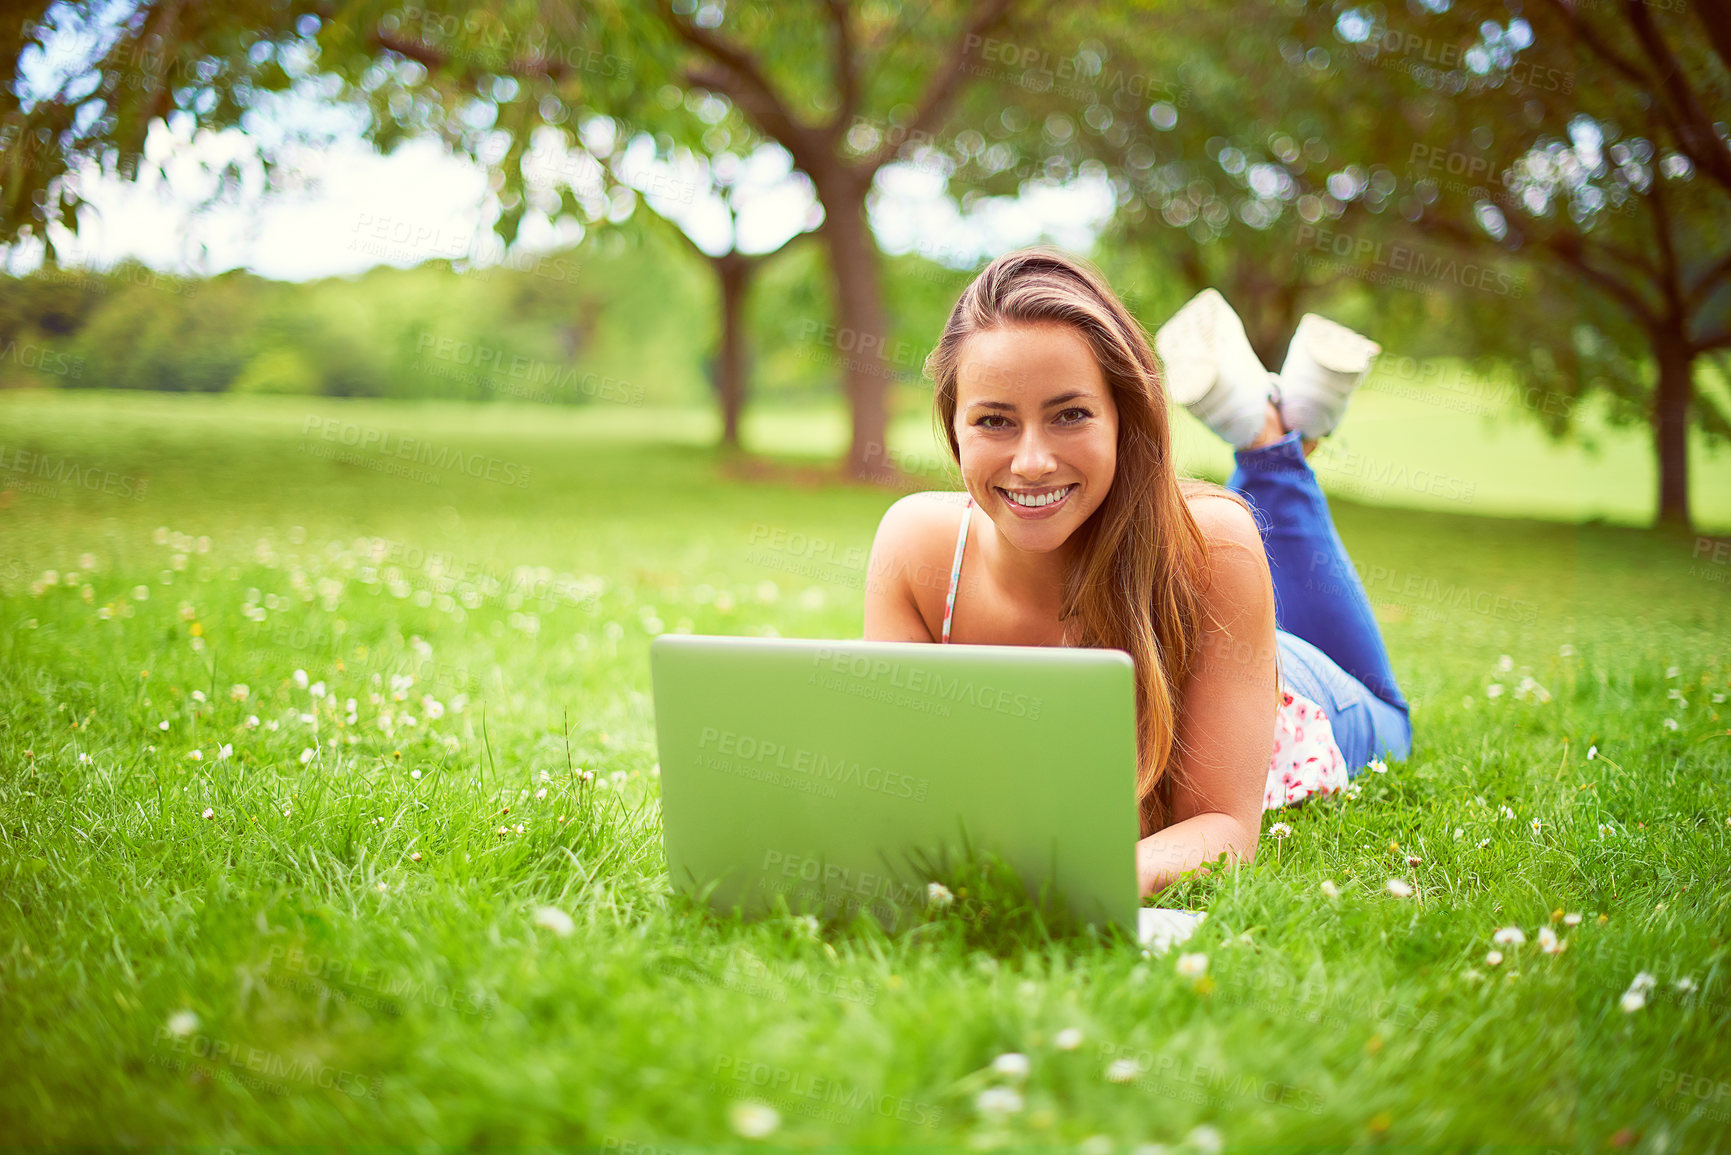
[924,247,1274,836]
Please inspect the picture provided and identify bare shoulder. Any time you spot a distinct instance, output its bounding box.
[872,489,971,559]
[1183,489,1270,612]
[865,490,970,642]
[1184,488,1263,555]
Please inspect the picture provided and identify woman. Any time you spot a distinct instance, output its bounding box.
[863,249,1412,899]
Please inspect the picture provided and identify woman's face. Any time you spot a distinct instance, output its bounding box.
[952,321,1119,556]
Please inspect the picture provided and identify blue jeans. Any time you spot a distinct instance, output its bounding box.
[1227,431,1413,773]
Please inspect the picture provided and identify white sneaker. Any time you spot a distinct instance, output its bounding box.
[1153,288,1276,449]
[1276,313,1382,440]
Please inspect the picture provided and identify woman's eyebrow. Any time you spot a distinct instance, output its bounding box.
[968,390,1093,412]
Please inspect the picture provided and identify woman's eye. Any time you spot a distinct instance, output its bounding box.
[1056,407,1092,424]
[975,415,1010,429]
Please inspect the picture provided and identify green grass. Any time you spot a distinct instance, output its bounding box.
[2,388,1728,1151]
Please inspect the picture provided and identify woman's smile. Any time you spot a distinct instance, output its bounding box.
[996,482,1078,516]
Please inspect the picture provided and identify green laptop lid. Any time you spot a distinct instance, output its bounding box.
[650,635,1141,936]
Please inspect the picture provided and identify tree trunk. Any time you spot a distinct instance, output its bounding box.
[1230,272,1301,370]
[815,171,893,480]
[1652,330,1693,530]
[712,251,751,449]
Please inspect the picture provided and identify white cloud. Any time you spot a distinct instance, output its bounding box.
[13,123,1110,281]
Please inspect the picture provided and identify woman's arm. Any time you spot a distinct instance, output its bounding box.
[1137,495,1278,898]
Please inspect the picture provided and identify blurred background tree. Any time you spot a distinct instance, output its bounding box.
[2,0,1727,525]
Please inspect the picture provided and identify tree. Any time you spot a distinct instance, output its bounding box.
[1312,0,1731,530]
[593,127,818,447]
[0,0,1027,480]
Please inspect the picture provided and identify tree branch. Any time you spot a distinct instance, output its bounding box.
[1542,231,1662,328]
[1646,156,1685,328]
[863,0,1016,174]
[370,27,577,84]
[1621,0,1731,195]
[823,0,862,143]
[654,0,824,172]
[1687,248,1731,308]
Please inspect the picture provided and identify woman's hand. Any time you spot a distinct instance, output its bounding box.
[1136,813,1256,898]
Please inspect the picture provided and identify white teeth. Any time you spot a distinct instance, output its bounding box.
[1003,485,1073,508]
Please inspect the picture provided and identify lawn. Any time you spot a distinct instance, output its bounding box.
[2,388,1728,1151]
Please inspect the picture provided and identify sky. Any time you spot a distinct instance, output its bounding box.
[5,6,1117,282]
[14,112,1118,283]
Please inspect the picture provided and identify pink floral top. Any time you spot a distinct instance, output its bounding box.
[1263,688,1348,810]
[943,495,1348,811]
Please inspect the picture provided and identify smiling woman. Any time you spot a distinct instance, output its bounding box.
[863,248,1413,898]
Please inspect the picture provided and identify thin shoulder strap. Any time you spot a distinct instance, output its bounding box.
[941,494,973,644]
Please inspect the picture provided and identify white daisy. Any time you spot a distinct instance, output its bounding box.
[1104,1058,1139,1084]
[1054,1027,1084,1051]
[1186,1124,1225,1155]
[728,1100,780,1138]
[975,1085,1024,1117]
[927,882,954,908]
[1176,953,1208,978]
[1385,878,1414,897]
[1492,926,1526,945]
[992,1052,1031,1080]
[532,906,576,937]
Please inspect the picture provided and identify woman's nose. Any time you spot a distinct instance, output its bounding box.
[1011,430,1058,480]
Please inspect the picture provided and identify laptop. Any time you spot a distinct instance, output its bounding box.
[650,635,1207,947]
